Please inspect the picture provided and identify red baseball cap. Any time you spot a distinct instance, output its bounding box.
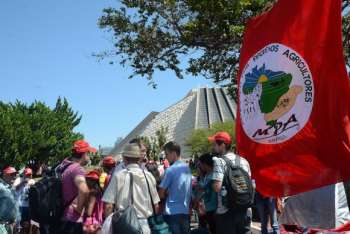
[103,156,116,167]
[24,168,33,176]
[208,131,232,145]
[86,170,100,181]
[3,166,17,175]
[73,140,97,153]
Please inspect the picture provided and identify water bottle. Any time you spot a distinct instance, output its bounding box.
[252,179,256,189]
[221,186,228,197]
[221,186,228,206]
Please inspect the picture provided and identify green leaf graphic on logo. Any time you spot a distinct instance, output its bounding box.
[243,64,293,126]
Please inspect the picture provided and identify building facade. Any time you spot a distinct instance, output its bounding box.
[111,87,237,158]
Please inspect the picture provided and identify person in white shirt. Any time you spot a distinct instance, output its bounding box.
[112,138,148,175]
[103,143,160,234]
[15,167,35,231]
[208,131,252,234]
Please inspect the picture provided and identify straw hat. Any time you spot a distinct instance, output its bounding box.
[122,143,141,158]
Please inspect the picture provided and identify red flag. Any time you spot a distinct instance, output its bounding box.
[236,0,350,196]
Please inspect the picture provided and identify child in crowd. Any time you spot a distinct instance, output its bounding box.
[99,156,116,191]
[83,170,104,234]
[65,169,103,234]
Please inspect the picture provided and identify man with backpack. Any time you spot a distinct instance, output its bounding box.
[208,131,253,234]
[58,139,97,234]
[28,140,96,234]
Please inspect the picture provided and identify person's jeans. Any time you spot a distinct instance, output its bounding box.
[164,214,190,234]
[19,206,30,222]
[215,209,251,234]
[256,193,280,234]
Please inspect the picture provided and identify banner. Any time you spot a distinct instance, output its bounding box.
[236,0,350,196]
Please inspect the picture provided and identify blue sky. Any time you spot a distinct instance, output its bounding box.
[0,1,213,148]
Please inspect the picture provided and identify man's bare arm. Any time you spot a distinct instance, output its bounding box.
[86,195,96,217]
[104,202,114,218]
[74,175,90,214]
[158,188,167,200]
[212,180,222,193]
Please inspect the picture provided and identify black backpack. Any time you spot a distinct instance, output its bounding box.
[28,162,72,224]
[222,156,254,210]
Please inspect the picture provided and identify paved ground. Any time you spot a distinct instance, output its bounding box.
[190,214,262,233]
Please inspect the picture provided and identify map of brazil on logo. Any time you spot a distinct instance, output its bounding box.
[239,43,314,144]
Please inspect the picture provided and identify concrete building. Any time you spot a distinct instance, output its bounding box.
[111,87,237,158]
[99,146,113,157]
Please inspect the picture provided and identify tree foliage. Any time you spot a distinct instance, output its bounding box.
[140,126,168,161]
[98,0,350,91]
[186,121,235,157]
[0,98,83,170]
[343,1,350,67]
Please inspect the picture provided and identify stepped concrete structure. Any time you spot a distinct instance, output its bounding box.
[111,87,237,159]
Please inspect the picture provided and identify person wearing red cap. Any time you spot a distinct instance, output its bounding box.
[102,156,116,169]
[15,168,36,233]
[99,156,116,190]
[57,139,97,234]
[1,166,18,187]
[0,166,19,233]
[0,170,19,234]
[208,131,252,234]
[63,169,103,234]
[23,168,33,178]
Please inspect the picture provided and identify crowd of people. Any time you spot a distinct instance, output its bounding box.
[0,131,281,234]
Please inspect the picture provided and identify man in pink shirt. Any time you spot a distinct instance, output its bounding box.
[58,139,96,234]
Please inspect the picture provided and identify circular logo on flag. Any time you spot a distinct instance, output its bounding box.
[239,43,314,144]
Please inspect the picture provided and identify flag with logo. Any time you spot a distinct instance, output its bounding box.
[236,0,350,196]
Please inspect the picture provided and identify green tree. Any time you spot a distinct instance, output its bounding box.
[0,98,83,171]
[90,146,102,166]
[186,121,235,157]
[140,126,168,161]
[97,0,350,92]
[155,126,168,151]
